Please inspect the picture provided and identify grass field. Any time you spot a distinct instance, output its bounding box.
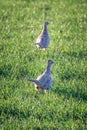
[0,0,87,129]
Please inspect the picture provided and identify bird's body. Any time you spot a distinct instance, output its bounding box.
[35,22,50,50]
[27,60,54,91]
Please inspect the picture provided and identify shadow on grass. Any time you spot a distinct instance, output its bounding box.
[60,70,87,81]
[0,64,12,78]
[0,107,32,123]
[63,50,87,59]
[54,87,87,101]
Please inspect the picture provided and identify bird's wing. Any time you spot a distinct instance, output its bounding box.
[37,73,53,89]
[35,33,50,48]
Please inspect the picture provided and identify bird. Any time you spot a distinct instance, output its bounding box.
[27,60,54,91]
[35,21,50,50]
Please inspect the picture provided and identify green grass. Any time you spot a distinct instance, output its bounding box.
[0,0,87,129]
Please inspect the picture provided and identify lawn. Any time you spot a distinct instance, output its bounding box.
[0,0,87,129]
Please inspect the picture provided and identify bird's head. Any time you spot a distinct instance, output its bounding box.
[48,60,54,65]
[45,21,49,26]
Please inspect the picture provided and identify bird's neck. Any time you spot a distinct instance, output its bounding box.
[42,24,48,34]
[46,64,51,73]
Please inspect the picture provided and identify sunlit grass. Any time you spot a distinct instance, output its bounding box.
[0,0,87,129]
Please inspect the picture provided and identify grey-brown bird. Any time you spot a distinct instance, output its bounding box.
[27,60,54,91]
[35,22,50,50]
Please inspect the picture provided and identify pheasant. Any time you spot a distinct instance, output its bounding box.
[27,60,54,91]
[35,22,50,50]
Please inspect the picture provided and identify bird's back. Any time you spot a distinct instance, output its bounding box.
[35,22,50,49]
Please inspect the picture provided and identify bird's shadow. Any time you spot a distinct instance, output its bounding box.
[53,86,87,101]
[53,50,87,101]
[62,50,87,59]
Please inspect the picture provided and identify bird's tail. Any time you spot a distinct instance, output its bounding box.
[26,78,41,86]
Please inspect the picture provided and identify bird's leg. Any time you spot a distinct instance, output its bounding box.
[42,48,47,51]
[44,89,47,93]
[40,88,47,93]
